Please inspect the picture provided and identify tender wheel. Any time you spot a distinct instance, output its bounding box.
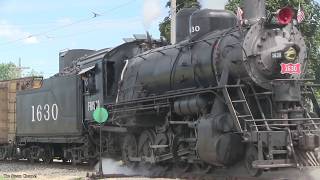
[62,158,69,164]
[28,158,35,164]
[42,146,53,164]
[89,158,98,167]
[122,134,138,166]
[0,147,7,160]
[29,146,41,164]
[245,145,263,177]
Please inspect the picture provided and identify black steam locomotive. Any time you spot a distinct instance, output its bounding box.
[1,0,320,177]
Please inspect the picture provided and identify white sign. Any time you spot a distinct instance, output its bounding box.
[88,100,100,112]
[31,104,59,122]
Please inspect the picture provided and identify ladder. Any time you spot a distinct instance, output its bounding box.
[222,85,258,132]
[248,84,271,131]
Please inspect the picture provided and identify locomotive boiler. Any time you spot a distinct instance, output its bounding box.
[0,0,320,177]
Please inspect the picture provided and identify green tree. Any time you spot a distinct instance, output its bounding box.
[159,0,200,42]
[0,62,20,81]
[226,0,320,82]
[23,69,43,77]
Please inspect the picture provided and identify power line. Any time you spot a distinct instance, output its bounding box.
[45,18,143,40]
[0,0,138,47]
[0,17,141,51]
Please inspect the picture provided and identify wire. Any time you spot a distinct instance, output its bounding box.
[45,17,142,40]
[0,0,138,47]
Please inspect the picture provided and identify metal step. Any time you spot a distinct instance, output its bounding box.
[252,159,295,168]
[271,150,288,154]
[237,115,253,119]
[150,145,169,149]
[179,138,197,142]
[232,100,246,103]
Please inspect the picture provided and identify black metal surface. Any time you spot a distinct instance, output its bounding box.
[5,3,320,178]
[59,49,95,73]
[190,9,237,39]
[197,115,244,165]
[176,7,198,43]
[16,75,82,137]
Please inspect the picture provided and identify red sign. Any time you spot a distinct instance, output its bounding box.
[280,63,301,75]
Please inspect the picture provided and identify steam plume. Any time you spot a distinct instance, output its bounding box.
[143,0,161,29]
[95,158,169,176]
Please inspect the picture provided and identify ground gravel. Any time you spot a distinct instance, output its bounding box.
[0,160,93,180]
[2,160,320,180]
[0,160,176,180]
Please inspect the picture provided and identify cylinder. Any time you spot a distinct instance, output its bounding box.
[243,0,266,24]
[197,122,245,166]
[174,95,209,115]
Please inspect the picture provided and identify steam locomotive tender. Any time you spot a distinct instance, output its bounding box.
[2,0,320,177]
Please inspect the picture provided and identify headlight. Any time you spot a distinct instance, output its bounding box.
[284,47,297,61]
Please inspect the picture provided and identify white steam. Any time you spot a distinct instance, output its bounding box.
[143,0,161,29]
[95,158,155,176]
[95,159,136,175]
[199,0,228,9]
[95,158,169,177]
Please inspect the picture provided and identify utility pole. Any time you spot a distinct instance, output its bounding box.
[170,0,176,44]
[16,58,29,77]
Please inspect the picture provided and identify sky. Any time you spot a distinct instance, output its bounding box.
[0,0,228,77]
[0,0,316,77]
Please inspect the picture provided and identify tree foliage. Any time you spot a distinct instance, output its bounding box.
[0,63,20,81]
[226,0,320,81]
[0,63,42,81]
[159,0,200,42]
[23,69,43,77]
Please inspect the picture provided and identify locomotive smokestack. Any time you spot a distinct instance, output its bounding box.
[243,0,266,24]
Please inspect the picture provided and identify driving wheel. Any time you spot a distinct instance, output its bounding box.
[138,130,156,165]
[122,134,138,166]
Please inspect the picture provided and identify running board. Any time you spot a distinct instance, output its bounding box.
[252,159,295,169]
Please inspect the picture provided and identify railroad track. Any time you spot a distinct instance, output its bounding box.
[86,161,320,180]
[86,162,266,180]
[2,159,319,179]
[87,173,260,180]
